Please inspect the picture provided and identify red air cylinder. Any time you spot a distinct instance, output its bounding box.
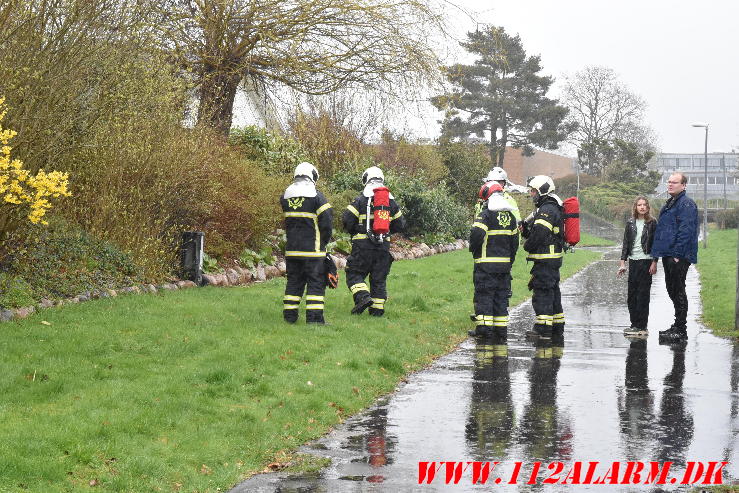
[372,187,391,234]
[563,196,580,246]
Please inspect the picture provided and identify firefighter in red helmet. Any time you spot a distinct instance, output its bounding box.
[342,166,405,316]
[468,182,519,342]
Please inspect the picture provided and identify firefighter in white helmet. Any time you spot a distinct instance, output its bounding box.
[280,162,333,324]
[521,175,564,342]
[468,181,519,344]
[342,166,405,316]
[479,167,521,222]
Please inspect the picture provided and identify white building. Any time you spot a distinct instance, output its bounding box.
[648,152,739,205]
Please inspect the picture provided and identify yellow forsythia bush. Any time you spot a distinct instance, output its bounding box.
[0,97,71,225]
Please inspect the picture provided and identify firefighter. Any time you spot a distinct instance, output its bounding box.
[280,162,333,324]
[342,166,405,316]
[468,182,519,340]
[482,167,522,222]
[521,175,564,341]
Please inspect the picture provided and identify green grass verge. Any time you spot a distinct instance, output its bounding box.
[578,232,616,247]
[695,228,739,338]
[0,245,601,492]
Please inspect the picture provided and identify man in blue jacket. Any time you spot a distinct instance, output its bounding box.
[650,172,698,342]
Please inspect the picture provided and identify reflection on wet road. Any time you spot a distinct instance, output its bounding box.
[234,248,739,492]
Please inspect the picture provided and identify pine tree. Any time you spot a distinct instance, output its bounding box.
[432,26,573,167]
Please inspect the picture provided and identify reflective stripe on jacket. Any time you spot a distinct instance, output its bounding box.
[523,196,563,267]
[342,194,405,250]
[469,209,519,273]
[280,191,333,258]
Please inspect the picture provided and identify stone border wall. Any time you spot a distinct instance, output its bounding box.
[0,239,469,322]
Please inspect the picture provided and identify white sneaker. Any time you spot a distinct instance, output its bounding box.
[624,327,648,337]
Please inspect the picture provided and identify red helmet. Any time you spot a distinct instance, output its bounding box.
[479,181,503,201]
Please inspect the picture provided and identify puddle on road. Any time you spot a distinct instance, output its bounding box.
[234,248,739,492]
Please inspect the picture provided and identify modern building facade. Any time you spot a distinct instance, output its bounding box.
[648,152,739,205]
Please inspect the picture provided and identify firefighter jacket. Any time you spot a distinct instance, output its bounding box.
[523,195,564,268]
[280,191,333,258]
[469,208,519,273]
[342,194,405,250]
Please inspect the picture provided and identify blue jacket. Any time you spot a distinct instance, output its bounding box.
[651,191,698,264]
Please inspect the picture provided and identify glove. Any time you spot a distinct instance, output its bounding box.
[324,254,339,289]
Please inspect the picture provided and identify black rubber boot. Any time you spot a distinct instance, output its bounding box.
[526,324,552,340]
[351,292,373,315]
[283,310,298,324]
[468,325,492,337]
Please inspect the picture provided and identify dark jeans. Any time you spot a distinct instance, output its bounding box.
[627,259,653,329]
[662,257,690,330]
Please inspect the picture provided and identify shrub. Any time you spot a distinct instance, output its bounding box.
[229,126,308,176]
[200,154,285,260]
[715,208,739,229]
[0,217,142,303]
[373,131,448,185]
[439,142,491,203]
[555,173,601,198]
[579,183,654,224]
[0,274,35,308]
[288,108,373,180]
[387,173,469,239]
[0,97,71,238]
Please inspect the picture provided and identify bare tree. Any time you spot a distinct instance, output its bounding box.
[563,66,656,175]
[156,0,445,136]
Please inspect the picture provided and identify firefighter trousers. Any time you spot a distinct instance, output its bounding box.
[528,262,563,338]
[283,258,326,323]
[472,268,511,339]
[346,246,393,316]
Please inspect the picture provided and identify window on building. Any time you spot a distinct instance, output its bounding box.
[679,158,691,169]
[708,176,716,184]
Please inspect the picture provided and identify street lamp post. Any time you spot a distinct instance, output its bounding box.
[692,122,709,248]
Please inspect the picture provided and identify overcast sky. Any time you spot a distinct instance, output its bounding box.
[423,0,739,155]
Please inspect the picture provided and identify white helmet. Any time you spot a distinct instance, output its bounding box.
[528,175,555,195]
[362,166,384,185]
[485,167,508,183]
[294,161,319,183]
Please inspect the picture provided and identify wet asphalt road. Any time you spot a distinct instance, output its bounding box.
[234,247,739,492]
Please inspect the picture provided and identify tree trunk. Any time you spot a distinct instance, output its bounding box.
[197,67,242,137]
[498,126,508,168]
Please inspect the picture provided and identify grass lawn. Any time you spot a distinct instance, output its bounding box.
[0,245,601,492]
[578,232,616,247]
[695,228,739,338]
